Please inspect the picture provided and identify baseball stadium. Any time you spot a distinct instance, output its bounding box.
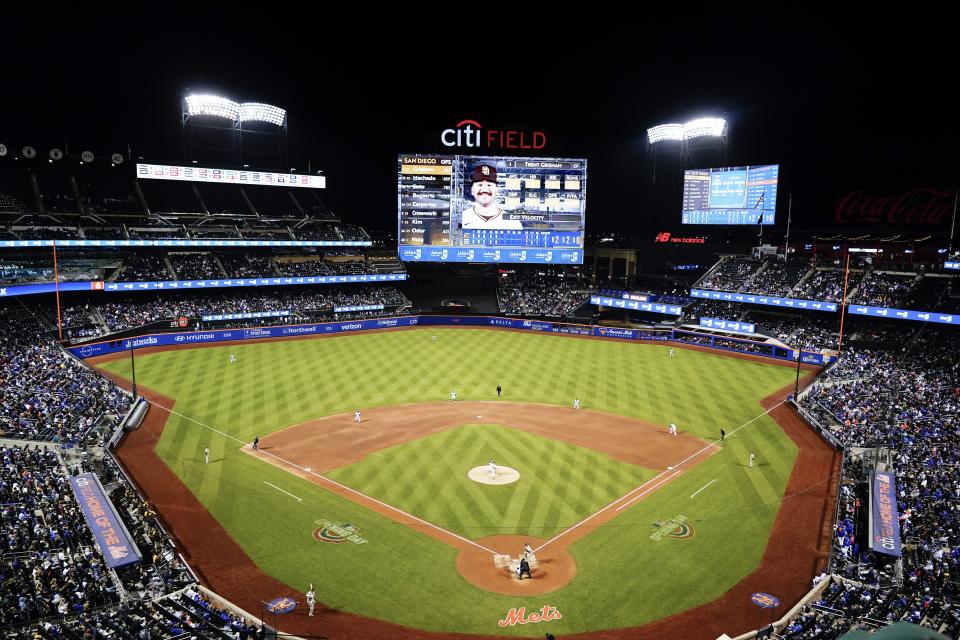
[1,16,958,640]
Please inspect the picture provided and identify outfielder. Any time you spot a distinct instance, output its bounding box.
[749,453,755,468]
[230,354,237,364]
[668,348,675,358]
[204,447,209,464]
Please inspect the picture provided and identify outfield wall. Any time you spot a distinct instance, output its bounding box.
[67,315,836,366]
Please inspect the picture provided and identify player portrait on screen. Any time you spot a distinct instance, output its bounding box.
[461,163,523,230]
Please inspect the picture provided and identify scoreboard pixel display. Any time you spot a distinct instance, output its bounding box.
[681,164,779,225]
[398,154,587,264]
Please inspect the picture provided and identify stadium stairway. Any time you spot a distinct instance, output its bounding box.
[692,255,728,289]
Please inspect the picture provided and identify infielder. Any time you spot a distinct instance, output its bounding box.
[669,423,678,436]
[204,447,209,464]
[573,398,580,410]
[306,584,316,616]
[354,409,361,423]
[749,453,755,468]
[449,390,457,402]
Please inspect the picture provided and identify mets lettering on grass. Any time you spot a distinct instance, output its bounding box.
[498,605,562,627]
[312,519,368,545]
[648,515,695,541]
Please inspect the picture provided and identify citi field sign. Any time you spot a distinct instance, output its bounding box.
[440,119,547,150]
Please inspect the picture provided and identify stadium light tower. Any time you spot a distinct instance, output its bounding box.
[181,92,288,169]
[641,115,728,235]
[646,116,728,168]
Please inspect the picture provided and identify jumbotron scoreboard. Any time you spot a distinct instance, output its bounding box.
[681,164,779,225]
[397,154,587,264]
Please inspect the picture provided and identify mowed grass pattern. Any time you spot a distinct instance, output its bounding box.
[97,328,802,635]
[327,423,659,540]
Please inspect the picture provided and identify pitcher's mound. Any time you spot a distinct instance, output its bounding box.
[468,465,520,485]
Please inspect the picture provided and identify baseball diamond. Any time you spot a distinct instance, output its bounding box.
[89,326,838,636]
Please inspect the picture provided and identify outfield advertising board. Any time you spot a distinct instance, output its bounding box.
[70,315,812,363]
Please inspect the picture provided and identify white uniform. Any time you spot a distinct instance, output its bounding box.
[573,399,580,410]
[488,460,497,478]
[749,453,755,468]
[450,391,457,402]
[354,410,361,423]
[306,587,316,616]
[461,206,523,230]
[522,543,534,563]
[669,423,678,436]
[668,349,675,358]
[230,354,236,363]
[204,447,209,464]
[432,335,438,342]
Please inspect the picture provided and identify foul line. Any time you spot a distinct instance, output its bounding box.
[689,479,717,499]
[615,470,683,511]
[534,399,786,553]
[264,482,302,502]
[142,399,499,556]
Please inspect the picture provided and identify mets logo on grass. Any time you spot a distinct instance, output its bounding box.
[498,605,562,627]
[750,593,780,609]
[313,519,368,545]
[266,597,296,614]
[649,515,695,541]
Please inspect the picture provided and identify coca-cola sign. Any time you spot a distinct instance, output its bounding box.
[835,188,956,226]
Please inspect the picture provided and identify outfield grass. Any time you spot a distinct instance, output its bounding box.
[327,423,659,540]
[97,328,800,635]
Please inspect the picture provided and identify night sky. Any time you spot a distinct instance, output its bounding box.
[5,11,956,236]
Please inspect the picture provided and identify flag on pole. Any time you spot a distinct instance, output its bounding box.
[755,192,766,224]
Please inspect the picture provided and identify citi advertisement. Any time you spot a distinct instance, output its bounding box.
[69,474,141,569]
[870,471,902,557]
